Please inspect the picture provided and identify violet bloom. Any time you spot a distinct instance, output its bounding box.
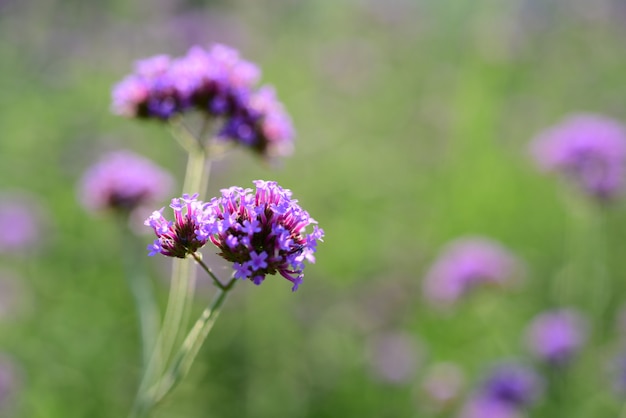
[530,113,626,201]
[0,194,41,254]
[112,44,295,159]
[145,194,209,258]
[423,237,521,306]
[479,362,543,409]
[525,309,587,366]
[145,181,323,291]
[79,150,174,214]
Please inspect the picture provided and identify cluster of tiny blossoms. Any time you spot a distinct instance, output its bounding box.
[111,44,294,159]
[144,181,323,291]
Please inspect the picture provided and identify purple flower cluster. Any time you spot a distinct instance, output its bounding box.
[145,181,323,291]
[423,237,521,306]
[145,194,209,259]
[112,44,294,158]
[525,309,587,366]
[530,113,626,201]
[460,362,542,418]
[79,150,174,214]
[480,363,543,408]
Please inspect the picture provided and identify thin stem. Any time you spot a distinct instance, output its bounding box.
[149,278,236,407]
[191,253,228,290]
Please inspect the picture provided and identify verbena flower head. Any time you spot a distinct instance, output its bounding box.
[203,180,323,291]
[112,44,295,159]
[145,194,208,258]
[145,181,323,291]
[79,150,174,214]
[530,113,626,201]
[525,309,587,366]
[423,237,521,306]
[478,362,543,409]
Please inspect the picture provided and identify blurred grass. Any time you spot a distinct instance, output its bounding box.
[2,0,626,417]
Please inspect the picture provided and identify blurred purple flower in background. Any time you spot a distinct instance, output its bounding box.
[0,193,43,254]
[459,361,542,418]
[366,331,423,385]
[530,113,626,201]
[609,352,626,396]
[0,355,19,411]
[423,237,522,306]
[146,181,323,291]
[79,150,174,215]
[421,362,465,410]
[525,308,587,366]
[458,396,523,418]
[112,44,295,159]
[478,362,543,408]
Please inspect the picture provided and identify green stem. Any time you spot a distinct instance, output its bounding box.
[149,278,236,408]
[191,253,228,290]
[130,117,216,418]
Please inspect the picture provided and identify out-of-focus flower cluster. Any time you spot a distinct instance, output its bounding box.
[145,180,323,291]
[525,308,587,367]
[530,113,626,201]
[459,362,543,418]
[112,44,294,159]
[423,237,522,306]
[79,150,174,215]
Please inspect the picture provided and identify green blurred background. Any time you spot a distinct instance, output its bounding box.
[2,0,626,416]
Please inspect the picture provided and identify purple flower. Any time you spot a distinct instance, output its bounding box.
[0,194,42,254]
[525,309,587,366]
[202,180,323,291]
[79,150,174,214]
[111,44,295,159]
[145,181,323,291]
[458,397,523,418]
[145,194,209,258]
[479,362,543,408]
[422,237,522,306]
[530,113,626,201]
